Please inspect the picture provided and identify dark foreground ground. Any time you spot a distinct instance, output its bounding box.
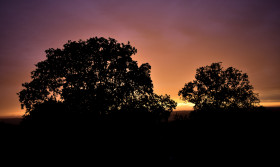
[1,107,280,165]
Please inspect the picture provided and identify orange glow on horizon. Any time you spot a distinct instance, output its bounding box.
[173,100,280,111]
[1,101,280,118]
[260,102,280,107]
[174,101,194,111]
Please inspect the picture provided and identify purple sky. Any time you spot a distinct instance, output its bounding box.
[0,0,280,116]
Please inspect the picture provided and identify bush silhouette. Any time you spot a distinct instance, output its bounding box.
[18,37,176,126]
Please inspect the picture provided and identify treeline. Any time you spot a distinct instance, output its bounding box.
[4,37,278,164]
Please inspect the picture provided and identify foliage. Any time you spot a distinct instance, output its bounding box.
[18,37,176,122]
[178,62,260,111]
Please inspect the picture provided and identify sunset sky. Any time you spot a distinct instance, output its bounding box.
[0,0,280,117]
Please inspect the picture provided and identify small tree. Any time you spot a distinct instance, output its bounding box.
[18,37,176,122]
[178,62,260,111]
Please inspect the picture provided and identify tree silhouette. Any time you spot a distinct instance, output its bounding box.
[178,62,260,111]
[18,37,176,124]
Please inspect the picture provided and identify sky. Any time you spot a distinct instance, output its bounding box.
[0,0,280,117]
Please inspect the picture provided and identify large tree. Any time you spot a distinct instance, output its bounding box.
[178,62,260,111]
[18,37,176,121]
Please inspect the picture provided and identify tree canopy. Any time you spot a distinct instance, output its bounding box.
[178,62,260,111]
[18,37,176,122]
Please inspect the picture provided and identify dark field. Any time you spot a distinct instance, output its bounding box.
[0,110,192,125]
[1,107,280,165]
[0,117,22,125]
